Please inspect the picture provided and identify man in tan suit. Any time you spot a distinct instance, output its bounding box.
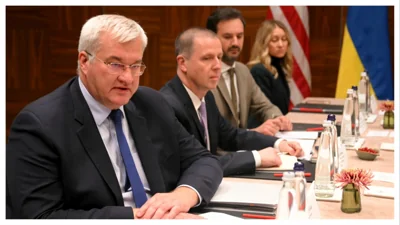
[206,7,293,136]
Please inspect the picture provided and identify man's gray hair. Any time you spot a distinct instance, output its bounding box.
[77,14,147,72]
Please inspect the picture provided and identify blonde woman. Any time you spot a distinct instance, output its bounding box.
[247,20,293,115]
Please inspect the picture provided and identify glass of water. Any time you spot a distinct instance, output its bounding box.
[314,181,335,198]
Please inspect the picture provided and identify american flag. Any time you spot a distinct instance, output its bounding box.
[266,6,311,108]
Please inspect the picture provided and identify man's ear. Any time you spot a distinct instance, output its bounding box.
[176,55,187,73]
[78,51,90,74]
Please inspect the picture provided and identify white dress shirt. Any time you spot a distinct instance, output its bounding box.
[79,78,202,207]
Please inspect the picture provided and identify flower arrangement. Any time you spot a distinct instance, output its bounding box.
[334,168,374,190]
[379,100,394,112]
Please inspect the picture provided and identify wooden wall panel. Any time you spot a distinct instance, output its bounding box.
[6,6,395,137]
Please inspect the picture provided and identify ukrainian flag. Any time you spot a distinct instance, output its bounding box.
[335,6,394,100]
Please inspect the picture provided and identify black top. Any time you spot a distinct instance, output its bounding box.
[250,57,290,115]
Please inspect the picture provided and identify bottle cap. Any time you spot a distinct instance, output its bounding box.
[347,89,354,94]
[282,172,295,181]
[352,85,358,91]
[361,71,367,77]
[323,120,332,127]
[327,114,336,121]
[293,161,305,171]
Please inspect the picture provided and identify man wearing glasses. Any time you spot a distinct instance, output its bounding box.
[6,14,222,219]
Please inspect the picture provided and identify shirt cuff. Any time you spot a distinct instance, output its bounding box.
[252,150,262,167]
[274,138,285,150]
[177,184,202,207]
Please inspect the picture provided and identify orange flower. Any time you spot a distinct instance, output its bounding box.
[379,101,394,112]
[334,168,374,190]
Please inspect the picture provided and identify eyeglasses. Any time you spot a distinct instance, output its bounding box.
[85,51,146,76]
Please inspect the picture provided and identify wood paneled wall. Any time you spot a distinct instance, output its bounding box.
[6,6,394,135]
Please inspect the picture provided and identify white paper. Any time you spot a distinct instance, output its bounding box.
[366,114,377,124]
[276,131,318,140]
[378,110,385,115]
[306,182,321,219]
[200,212,243,220]
[285,138,315,161]
[380,142,395,151]
[257,154,298,171]
[366,130,390,137]
[389,131,395,137]
[210,180,281,206]
[363,186,395,199]
[372,172,395,183]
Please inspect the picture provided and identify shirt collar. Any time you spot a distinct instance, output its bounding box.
[78,77,125,125]
[221,61,236,74]
[182,83,205,111]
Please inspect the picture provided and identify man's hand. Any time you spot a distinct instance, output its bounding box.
[252,119,281,136]
[278,141,304,157]
[274,116,293,131]
[258,147,282,167]
[135,186,198,219]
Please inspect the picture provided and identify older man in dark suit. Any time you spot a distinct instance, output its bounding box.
[6,14,222,219]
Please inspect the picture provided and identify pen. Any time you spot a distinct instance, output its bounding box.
[242,214,275,219]
[292,107,343,114]
[274,172,311,177]
[306,127,324,131]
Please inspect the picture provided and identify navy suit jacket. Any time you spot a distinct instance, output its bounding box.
[160,75,279,176]
[6,76,223,219]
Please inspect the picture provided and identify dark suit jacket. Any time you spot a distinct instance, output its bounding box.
[6,76,223,219]
[160,75,279,176]
[250,63,290,115]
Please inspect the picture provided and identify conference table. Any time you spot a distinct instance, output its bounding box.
[224,97,395,219]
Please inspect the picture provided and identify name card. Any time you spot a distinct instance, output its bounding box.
[338,141,348,172]
[306,182,321,219]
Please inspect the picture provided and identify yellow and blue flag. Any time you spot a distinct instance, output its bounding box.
[335,6,393,100]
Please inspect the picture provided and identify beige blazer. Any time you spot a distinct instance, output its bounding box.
[211,61,282,128]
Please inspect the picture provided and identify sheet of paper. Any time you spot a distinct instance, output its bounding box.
[257,154,298,171]
[285,138,315,161]
[380,142,395,151]
[389,131,394,137]
[200,212,243,220]
[363,186,394,199]
[366,130,390,137]
[275,131,318,140]
[366,114,377,124]
[378,110,385,115]
[210,180,281,206]
[372,171,395,183]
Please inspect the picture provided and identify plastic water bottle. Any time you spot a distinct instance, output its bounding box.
[326,115,339,174]
[276,172,297,219]
[358,71,371,118]
[314,121,335,198]
[293,162,307,213]
[351,86,360,140]
[340,89,356,146]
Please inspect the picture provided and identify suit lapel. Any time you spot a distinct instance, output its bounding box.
[124,102,166,195]
[217,75,239,122]
[170,76,207,147]
[70,78,124,205]
[235,66,248,127]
